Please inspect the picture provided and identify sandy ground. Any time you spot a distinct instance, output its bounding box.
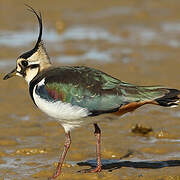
[1,0,180,179]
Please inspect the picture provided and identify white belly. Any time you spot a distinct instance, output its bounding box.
[33,86,90,131]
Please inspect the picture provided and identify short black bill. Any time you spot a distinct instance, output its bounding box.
[3,68,17,80]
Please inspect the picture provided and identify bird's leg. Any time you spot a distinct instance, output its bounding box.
[91,123,102,172]
[81,123,102,173]
[50,131,71,179]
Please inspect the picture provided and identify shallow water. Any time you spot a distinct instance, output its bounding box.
[1,0,180,179]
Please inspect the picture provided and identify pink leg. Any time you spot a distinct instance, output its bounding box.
[91,123,102,172]
[80,123,102,173]
[50,131,71,179]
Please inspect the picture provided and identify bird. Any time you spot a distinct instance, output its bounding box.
[3,6,180,179]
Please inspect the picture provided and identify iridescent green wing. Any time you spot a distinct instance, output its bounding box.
[35,66,171,115]
[43,66,124,114]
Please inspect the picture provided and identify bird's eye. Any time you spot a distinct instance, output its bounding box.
[21,60,28,67]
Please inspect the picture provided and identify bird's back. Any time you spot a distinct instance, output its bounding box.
[30,66,180,117]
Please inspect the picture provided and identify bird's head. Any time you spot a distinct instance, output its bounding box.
[3,5,51,83]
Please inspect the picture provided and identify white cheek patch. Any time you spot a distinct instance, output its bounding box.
[16,66,21,72]
[25,67,39,84]
[16,64,23,77]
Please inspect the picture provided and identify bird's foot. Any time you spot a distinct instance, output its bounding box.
[48,170,61,180]
[79,166,102,173]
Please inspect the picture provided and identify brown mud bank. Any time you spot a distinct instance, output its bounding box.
[1,60,180,179]
[1,0,180,179]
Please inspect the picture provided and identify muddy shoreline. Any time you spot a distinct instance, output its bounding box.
[1,0,180,179]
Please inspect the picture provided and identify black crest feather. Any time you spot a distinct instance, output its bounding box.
[19,5,43,59]
[25,5,42,50]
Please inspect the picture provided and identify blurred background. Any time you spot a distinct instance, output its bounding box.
[1,0,180,179]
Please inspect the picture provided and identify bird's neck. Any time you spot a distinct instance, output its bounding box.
[25,63,52,85]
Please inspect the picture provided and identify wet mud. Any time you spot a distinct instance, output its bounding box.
[1,0,180,179]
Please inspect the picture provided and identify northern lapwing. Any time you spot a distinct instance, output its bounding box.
[3,6,180,179]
